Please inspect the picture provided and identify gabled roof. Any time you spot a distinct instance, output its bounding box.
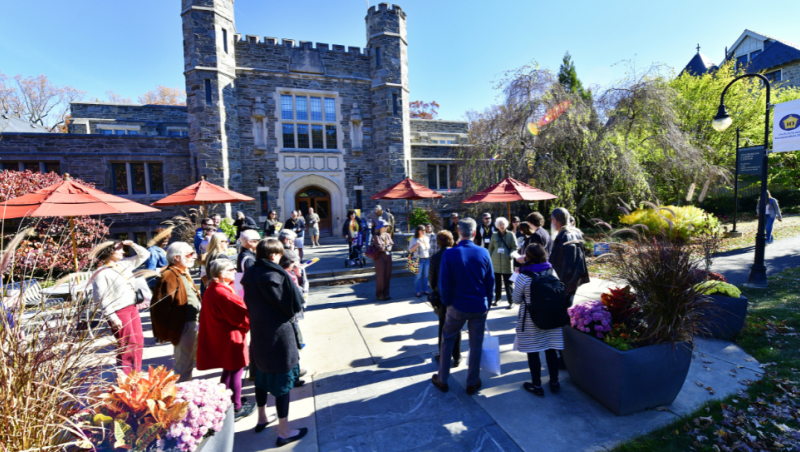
[0,113,50,134]
[728,29,800,58]
[681,51,718,76]
[747,39,800,73]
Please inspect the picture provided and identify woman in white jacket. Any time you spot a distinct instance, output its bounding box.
[91,240,150,374]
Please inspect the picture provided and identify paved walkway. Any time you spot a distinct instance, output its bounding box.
[139,258,767,451]
[712,233,800,285]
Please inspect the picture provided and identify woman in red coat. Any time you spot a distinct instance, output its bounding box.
[197,259,254,420]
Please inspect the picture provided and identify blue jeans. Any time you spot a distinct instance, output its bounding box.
[414,258,430,294]
[765,215,776,244]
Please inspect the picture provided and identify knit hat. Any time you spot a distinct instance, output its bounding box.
[375,219,388,230]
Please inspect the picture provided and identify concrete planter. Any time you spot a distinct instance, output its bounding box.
[703,295,748,341]
[561,326,692,416]
[195,406,235,452]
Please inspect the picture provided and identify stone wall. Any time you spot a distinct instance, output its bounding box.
[777,62,800,89]
[69,102,189,136]
[0,133,192,234]
[410,119,468,133]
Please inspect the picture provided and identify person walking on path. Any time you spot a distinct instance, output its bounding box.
[263,210,281,238]
[92,240,150,375]
[525,212,552,252]
[307,207,321,248]
[233,210,258,240]
[446,212,460,237]
[151,242,202,382]
[196,259,255,420]
[372,220,394,301]
[548,208,590,306]
[428,230,461,367]
[432,218,494,396]
[512,244,567,398]
[474,213,497,249]
[488,217,518,309]
[409,225,431,297]
[342,210,360,254]
[757,190,783,244]
[241,239,308,445]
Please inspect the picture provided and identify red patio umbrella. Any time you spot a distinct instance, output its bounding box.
[371,178,443,232]
[462,177,557,220]
[150,176,254,219]
[0,174,161,271]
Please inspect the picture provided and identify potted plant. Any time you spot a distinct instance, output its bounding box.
[694,277,748,340]
[563,222,715,416]
[74,366,234,452]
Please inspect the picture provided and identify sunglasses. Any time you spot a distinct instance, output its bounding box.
[184,252,197,258]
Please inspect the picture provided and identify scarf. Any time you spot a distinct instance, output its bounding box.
[520,262,552,274]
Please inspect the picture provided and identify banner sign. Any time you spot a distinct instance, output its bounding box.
[773,99,800,153]
[737,146,763,175]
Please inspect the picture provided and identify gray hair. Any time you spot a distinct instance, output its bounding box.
[208,259,235,279]
[495,216,509,229]
[278,229,297,243]
[166,242,193,264]
[239,229,260,245]
[551,207,572,229]
[457,217,477,239]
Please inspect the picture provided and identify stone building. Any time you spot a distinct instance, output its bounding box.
[0,2,466,238]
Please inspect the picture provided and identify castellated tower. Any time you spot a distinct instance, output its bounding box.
[181,0,241,213]
[366,4,410,192]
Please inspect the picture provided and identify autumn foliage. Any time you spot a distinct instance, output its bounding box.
[76,366,189,450]
[138,85,186,106]
[409,100,439,119]
[1,170,109,278]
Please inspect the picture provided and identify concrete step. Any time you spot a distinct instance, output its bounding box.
[307,262,411,287]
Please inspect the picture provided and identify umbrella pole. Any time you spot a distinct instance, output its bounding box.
[203,201,207,220]
[69,217,79,272]
[407,199,410,233]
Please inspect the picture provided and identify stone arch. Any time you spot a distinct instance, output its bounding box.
[280,174,346,235]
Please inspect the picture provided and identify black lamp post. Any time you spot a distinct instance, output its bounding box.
[711,73,771,288]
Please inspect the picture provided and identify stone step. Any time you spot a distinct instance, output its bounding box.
[308,262,411,287]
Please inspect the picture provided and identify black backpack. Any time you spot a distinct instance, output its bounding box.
[521,269,570,330]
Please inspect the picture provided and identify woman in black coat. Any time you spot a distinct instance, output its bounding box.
[241,238,308,446]
[548,208,589,305]
[427,230,461,367]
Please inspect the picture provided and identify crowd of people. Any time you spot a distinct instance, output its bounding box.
[91,211,319,447]
[87,204,589,447]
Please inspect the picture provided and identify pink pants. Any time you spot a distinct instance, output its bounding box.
[113,305,144,374]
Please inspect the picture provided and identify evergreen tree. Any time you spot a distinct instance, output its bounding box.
[557,52,592,102]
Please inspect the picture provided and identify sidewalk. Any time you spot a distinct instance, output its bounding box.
[711,233,800,285]
[139,271,762,452]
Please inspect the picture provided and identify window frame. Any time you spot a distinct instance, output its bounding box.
[427,164,455,190]
[277,91,340,151]
[110,162,165,196]
[765,70,782,82]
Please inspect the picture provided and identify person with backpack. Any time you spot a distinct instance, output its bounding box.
[512,243,569,398]
[487,217,518,309]
[548,208,590,306]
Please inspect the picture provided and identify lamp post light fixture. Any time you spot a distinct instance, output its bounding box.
[712,73,771,288]
[257,171,265,187]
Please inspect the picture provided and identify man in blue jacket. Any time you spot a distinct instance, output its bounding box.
[432,217,494,396]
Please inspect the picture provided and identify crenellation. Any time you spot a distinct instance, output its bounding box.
[263,37,277,46]
[245,34,260,44]
[332,44,346,52]
[348,46,361,55]
[299,41,312,50]
[316,43,329,51]
[281,38,295,48]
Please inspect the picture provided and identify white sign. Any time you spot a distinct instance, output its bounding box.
[773,99,800,153]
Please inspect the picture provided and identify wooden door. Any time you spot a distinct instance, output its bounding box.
[295,186,332,236]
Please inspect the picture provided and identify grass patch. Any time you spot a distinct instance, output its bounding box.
[612,267,800,452]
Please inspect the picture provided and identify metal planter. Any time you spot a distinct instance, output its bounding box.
[703,295,748,341]
[561,326,692,416]
[195,406,235,452]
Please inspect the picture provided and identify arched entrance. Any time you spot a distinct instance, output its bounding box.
[295,186,332,236]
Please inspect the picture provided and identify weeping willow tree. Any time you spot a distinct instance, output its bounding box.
[458,61,729,223]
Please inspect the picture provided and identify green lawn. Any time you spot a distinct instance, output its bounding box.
[612,267,800,452]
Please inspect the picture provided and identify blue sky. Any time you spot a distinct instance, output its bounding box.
[1,0,796,121]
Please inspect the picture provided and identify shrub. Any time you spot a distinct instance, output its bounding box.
[600,286,638,323]
[219,217,236,242]
[409,207,432,228]
[694,280,742,298]
[619,205,720,241]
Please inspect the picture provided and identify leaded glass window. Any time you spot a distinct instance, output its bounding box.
[113,163,128,194]
[310,97,322,121]
[131,163,146,194]
[281,95,293,120]
[282,124,295,148]
[296,96,308,120]
[325,98,336,121]
[149,163,164,193]
[325,125,337,148]
[311,125,324,149]
[297,124,309,148]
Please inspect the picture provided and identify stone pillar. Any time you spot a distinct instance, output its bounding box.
[181,0,240,217]
[366,3,410,228]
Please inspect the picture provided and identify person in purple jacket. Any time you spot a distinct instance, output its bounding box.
[431,217,495,396]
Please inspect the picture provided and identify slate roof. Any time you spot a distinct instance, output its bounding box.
[747,39,800,73]
[682,51,718,76]
[0,113,50,133]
